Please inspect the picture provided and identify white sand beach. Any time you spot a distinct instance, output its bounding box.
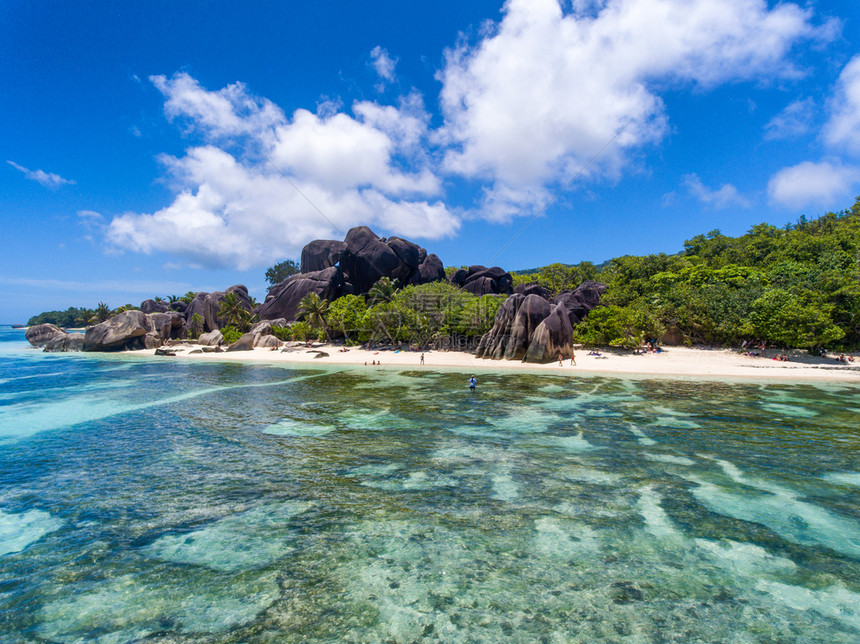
[130,343,860,381]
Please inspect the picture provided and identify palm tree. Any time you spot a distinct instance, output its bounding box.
[367,277,399,306]
[218,292,255,331]
[299,292,331,341]
[88,302,112,325]
[75,309,93,327]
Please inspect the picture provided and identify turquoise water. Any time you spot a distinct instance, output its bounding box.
[1,327,859,642]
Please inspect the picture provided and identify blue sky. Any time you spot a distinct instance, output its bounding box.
[2,0,860,322]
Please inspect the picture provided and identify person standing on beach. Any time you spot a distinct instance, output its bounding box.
[420,353,424,365]
[570,349,576,366]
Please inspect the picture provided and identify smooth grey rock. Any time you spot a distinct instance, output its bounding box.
[524,303,574,363]
[300,240,348,273]
[140,299,168,314]
[147,312,185,341]
[183,286,251,332]
[144,333,162,350]
[43,333,84,352]
[505,294,552,360]
[83,310,149,351]
[450,265,513,295]
[26,323,67,348]
[197,330,223,346]
[226,332,258,352]
[340,226,404,293]
[412,253,445,285]
[514,282,553,300]
[258,266,343,322]
[555,281,606,327]
[256,334,282,348]
[476,294,525,359]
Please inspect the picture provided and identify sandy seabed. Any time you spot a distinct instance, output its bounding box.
[129,343,860,382]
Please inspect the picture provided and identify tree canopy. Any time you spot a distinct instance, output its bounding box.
[584,198,860,351]
[265,260,300,285]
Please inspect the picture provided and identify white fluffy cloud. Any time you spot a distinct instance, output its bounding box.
[823,54,860,153]
[7,161,75,190]
[764,98,816,140]
[438,0,835,220]
[107,74,458,269]
[683,174,750,209]
[106,2,841,267]
[767,160,860,209]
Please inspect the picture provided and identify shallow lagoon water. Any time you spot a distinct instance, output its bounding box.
[1,328,859,642]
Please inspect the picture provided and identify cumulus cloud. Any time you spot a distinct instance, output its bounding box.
[151,73,284,140]
[438,0,836,219]
[7,161,75,190]
[764,98,816,140]
[768,160,860,208]
[106,74,458,269]
[683,174,750,209]
[823,54,860,153]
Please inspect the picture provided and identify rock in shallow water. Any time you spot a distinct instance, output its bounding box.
[26,323,68,348]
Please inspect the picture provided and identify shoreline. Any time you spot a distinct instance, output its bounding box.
[121,343,860,382]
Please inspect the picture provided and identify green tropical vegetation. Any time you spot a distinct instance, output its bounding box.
[265,259,300,285]
[366,276,399,306]
[317,279,505,347]
[570,199,860,351]
[217,292,256,332]
[298,292,331,341]
[220,325,242,345]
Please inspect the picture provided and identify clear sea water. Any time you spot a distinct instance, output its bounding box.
[1,326,859,642]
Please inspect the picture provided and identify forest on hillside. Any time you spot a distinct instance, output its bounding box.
[522,198,860,351]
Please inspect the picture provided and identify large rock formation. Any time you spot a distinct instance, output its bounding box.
[555,281,606,325]
[450,265,513,296]
[140,299,168,314]
[147,312,185,340]
[184,285,252,332]
[339,227,407,293]
[25,323,67,348]
[477,282,605,363]
[505,294,553,360]
[413,253,445,284]
[43,333,85,352]
[260,227,447,322]
[301,240,348,273]
[80,310,189,352]
[26,324,85,352]
[514,282,552,300]
[83,310,150,351]
[257,267,343,322]
[524,303,574,363]
[197,330,223,346]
